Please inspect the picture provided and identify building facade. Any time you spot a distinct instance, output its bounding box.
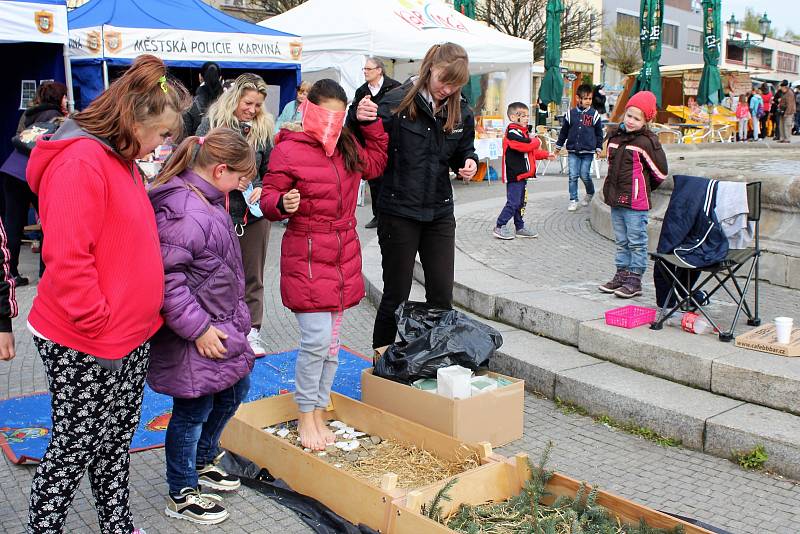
[722,27,800,87]
[601,0,704,93]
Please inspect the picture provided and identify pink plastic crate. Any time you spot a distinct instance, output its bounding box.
[604,305,657,329]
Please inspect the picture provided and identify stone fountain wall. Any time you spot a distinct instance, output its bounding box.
[590,143,800,289]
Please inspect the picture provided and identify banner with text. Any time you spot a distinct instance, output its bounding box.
[69,26,301,64]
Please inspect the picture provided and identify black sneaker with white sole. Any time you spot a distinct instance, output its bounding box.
[197,454,241,491]
[165,487,229,525]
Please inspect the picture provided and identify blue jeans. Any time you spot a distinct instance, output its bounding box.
[496,180,528,230]
[568,153,595,201]
[165,374,251,495]
[610,207,649,275]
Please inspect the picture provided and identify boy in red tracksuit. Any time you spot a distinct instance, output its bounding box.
[493,102,555,240]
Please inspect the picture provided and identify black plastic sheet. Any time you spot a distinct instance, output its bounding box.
[219,451,379,534]
[374,301,503,384]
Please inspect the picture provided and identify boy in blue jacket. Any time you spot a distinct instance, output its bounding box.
[493,102,554,240]
[556,84,604,211]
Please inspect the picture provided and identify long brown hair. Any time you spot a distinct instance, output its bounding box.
[74,55,191,160]
[153,127,256,189]
[395,43,469,132]
[307,79,362,173]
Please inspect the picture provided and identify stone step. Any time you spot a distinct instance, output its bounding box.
[361,244,800,479]
[383,233,800,417]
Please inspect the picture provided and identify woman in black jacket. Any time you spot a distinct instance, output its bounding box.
[364,43,477,352]
[184,61,223,136]
[0,81,68,285]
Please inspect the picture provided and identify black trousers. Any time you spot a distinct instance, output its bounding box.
[3,176,38,278]
[372,213,456,348]
[368,177,383,218]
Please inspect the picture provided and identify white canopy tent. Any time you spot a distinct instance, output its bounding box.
[261,0,534,110]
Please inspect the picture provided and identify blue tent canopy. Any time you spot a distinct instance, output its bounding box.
[68,0,301,110]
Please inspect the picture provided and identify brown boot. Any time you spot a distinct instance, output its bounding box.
[599,270,628,293]
[614,272,643,298]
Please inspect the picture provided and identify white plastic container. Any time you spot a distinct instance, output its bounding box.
[774,317,794,344]
[437,365,472,399]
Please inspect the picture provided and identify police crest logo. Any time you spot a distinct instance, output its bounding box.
[105,31,123,53]
[289,40,303,61]
[35,10,54,34]
[87,30,102,52]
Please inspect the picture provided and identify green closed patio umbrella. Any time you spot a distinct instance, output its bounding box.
[630,0,664,107]
[697,0,724,105]
[454,0,476,19]
[538,0,564,105]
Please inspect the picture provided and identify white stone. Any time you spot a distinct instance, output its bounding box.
[276,428,290,438]
[329,421,347,429]
[264,427,277,434]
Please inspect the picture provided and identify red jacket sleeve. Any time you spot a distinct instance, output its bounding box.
[38,159,111,337]
[355,119,388,180]
[260,145,296,221]
[506,136,551,160]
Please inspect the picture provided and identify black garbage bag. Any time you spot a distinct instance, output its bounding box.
[374,301,503,384]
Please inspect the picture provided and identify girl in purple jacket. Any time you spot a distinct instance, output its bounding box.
[148,127,256,526]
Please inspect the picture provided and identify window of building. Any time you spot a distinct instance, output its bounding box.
[687,29,702,53]
[616,12,638,28]
[762,48,773,68]
[662,23,678,48]
[777,51,799,74]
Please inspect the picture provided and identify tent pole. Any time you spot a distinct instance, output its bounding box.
[63,44,75,112]
[102,60,109,90]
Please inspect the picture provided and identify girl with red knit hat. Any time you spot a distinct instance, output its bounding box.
[598,90,668,298]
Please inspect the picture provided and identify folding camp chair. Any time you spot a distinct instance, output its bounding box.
[650,181,762,342]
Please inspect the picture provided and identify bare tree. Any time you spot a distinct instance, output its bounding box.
[600,19,642,76]
[249,0,306,17]
[477,0,602,62]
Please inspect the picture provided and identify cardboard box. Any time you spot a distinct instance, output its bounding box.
[219,392,499,533]
[388,453,714,534]
[735,323,800,357]
[361,368,524,447]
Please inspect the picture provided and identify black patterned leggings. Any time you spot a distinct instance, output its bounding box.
[27,338,149,534]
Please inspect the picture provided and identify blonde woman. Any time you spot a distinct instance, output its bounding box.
[197,73,274,356]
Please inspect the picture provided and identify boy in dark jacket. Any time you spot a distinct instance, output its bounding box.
[556,84,604,211]
[493,102,554,240]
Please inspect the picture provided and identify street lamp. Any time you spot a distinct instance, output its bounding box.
[726,12,771,69]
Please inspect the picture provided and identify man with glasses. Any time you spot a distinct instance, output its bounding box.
[346,57,401,228]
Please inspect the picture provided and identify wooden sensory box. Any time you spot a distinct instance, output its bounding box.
[387,453,714,534]
[219,392,502,533]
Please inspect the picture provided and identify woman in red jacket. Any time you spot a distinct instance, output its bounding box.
[25,55,190,534]
[261,79,387,450]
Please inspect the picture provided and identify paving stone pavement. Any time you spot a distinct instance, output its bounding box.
[1,180,799,533]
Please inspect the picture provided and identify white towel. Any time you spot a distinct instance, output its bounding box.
[714,181,754,249]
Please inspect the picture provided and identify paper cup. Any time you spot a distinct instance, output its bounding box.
[774,317,793,344]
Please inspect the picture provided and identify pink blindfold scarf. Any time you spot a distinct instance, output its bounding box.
[301,99,346,157]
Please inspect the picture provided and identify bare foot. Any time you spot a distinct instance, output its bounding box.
[298,412,325,451]
[314,409,336,445]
